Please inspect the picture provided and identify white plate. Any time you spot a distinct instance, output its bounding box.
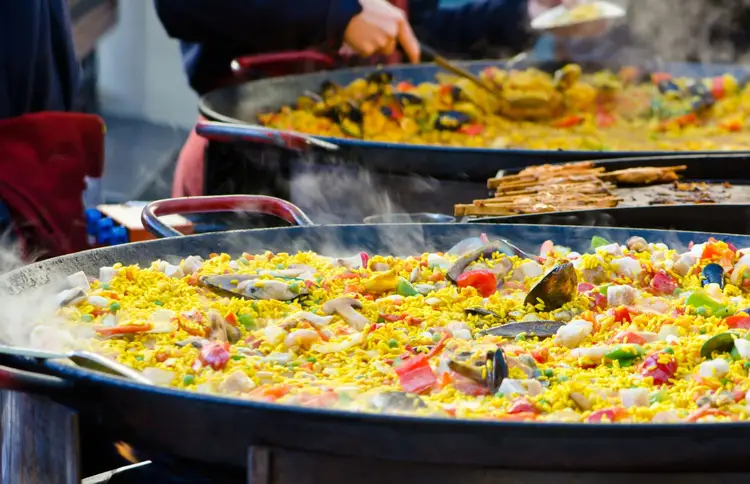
[531,1,626,30]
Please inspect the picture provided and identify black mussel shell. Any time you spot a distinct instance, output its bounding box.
[434,110,471,131]
[447,242,503,283]
[701,263,725,289]
[201,274,256,299]
[465,307,501,318]
[690,95,715,111]
[335,100,364,138]
[485,349,509,394]
[297,91,324,109]
[657,79,681,95]
[368,70,394,85]
[700,332,738,359]
[687,81,710,97]
[392,92,424,107]
[320,80,341,100]
[443,85,463,103]
[524,262,577,311]
[479,321,565,339]
[380,106,396,119]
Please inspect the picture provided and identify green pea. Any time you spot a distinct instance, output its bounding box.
[153,300,164,306]
[109,302,121,313]
[388,339,398,348]
[182,375,195,385]
[307,357,317,363]
[743,361,750,369]
[432,333,442,342]
[558,375,569,382]
[543,369,554,378]
[514,333,527,342]
[231,355,245,361]
[663,347,675,354]
[80,314,93,322]
[101,283,110,290]
[134,355,143,362]
[238,314,256,330]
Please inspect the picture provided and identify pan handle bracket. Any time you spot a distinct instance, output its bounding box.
[141,195,315,238]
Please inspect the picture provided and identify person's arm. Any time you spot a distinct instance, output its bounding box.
[154,0,363,52]
[410,0,531,55]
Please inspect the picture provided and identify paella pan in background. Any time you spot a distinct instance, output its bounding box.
[257,62,750,153]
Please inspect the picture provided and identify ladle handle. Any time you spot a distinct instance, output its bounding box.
[196,121,338,153]
[142,195,315,238]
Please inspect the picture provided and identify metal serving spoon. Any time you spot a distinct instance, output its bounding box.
[0,345,153,385]
[420,42,502,99]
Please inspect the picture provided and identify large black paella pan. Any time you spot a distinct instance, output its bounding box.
[1,196,750,472]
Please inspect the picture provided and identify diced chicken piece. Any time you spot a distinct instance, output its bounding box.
[425,297,442,306]
[699,359,730,379]
[218,370,256,394]
[690,243,706,257]
[67,271,90,291]
[554,319,593,348]
[371,262,390,272]
[99,267,118,284]
[284,329,320,349]
[427,253,450,270]
[673,252,698,277]
[620,388,649,408]
[164,263,185,279]
[651,410,681,423]
[610,257,642,280]
[567,251,581,260]
[497,378,543,397]
[704,283,723,300]
[596,243,623,257]
[512,261,543,281]
[626,237,649,252]
[228,261,239,271]
[264,325,287,345]
[181,255,204,275]
[607,285,638,307]
[734,339,750,359]
[446,321,472,340]
[730,254,750,285]
[56,288,86,306]
[87,295,110,308]
[101,314,117,327]
[570,345,610,363]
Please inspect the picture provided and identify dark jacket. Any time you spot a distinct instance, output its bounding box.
[154,0,530,95]
[0,0,79,118]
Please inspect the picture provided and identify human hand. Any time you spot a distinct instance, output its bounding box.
[342,0,421,63]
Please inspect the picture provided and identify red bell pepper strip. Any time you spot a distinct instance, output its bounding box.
[578,282,595,293]
[249,384,291,402]
[459,123,484,136]
[224,312,238,327]
[394,354,437,394]
[590,292,607,310]
[609,331,648,345]
[199,341,231,371]
[725,314,750,329]
[94,324,153,336]
[640,351,677,386]
[650,270,678,295]
[586,407,627,423]
[507,398,537,414]
[720,119,743,132]
[612,307,632,323]
[711,76,725,100]
[425,333,451,359]
[553,115,584,128]
[456,270,497,297]
[531,347,549,364]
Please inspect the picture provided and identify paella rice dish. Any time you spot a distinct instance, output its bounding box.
[42,235,750,423]
[258,64,750,152]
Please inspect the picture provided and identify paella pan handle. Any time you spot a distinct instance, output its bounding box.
[0,364,72,395]
[230,51,336,79]
[142,195,315,238]
[196,121,339,153]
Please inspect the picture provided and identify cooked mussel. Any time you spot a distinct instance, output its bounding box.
[367,70,394,86]
[524,262,577,311]
[465,307,501,318]
[448,349,508,394]
[478,320,565,339]
[700,331,739,359]
[657,79,681,97]
[335,100,365,138]
[392,92,424,107]
[434,110,471,131]
[447,239,534,283]
[553,64,581,91]
[297,91,325,110]
[701,263,725,289]
[201,274,308,301]
[320,80,341,101]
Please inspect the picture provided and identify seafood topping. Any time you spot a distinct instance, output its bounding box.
[524,262,577,311]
